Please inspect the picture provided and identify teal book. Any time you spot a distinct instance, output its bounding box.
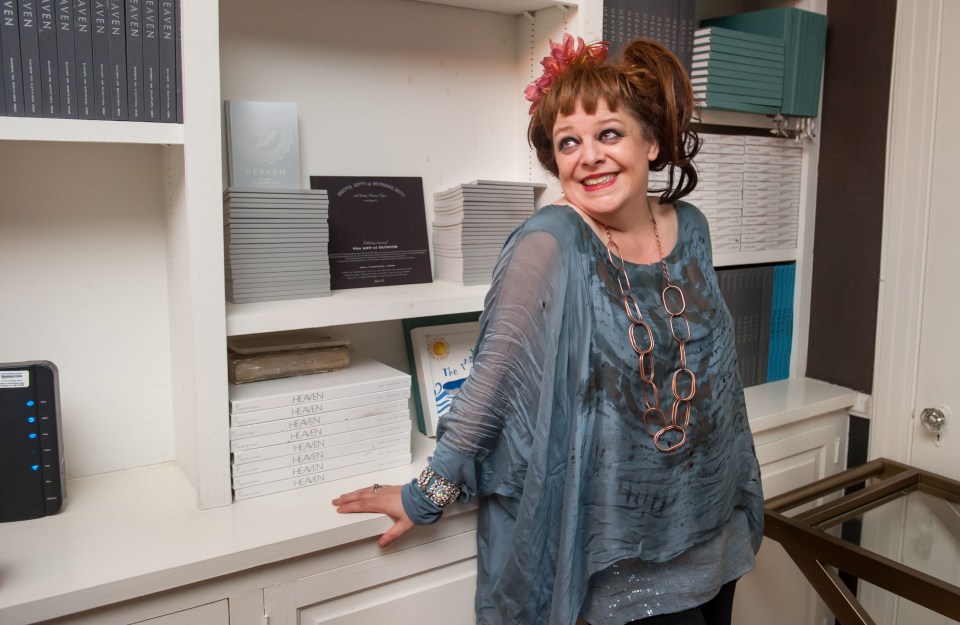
[693,80,783,99]
[691,66,782,85]
[695,88,780,106]
[694,32,784,55]
[695,93,780,115]
[692,74,784,96]
[693,40,785,63]
[691,57,784,78]
[694,25,782,47]
[767,263,795,382]
[692,50,784,71]
[702,7,828,117]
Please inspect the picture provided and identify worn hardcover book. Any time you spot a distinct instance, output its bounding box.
[228,345,351,384]
[1,0,25,115]
[225,100,302,189]
[18,0,43,117]
[232,453,412,501]
[229,354,410,415]
[309,175,432,290]
[140,0,157,120]
[72,0,93,118]
[227,329,348,355]
[124,0,142,119]
[36,0,58,116]
[106,0,125,119]
[90,0,108,118]
[157,0,173,121]
[55,0,78,117]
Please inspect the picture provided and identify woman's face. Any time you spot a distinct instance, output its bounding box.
[552,99,659,224]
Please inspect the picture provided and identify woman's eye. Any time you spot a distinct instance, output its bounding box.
[600,129,623,142]
[557,137,578,153]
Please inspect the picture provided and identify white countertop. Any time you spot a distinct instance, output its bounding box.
[0,377,858,624]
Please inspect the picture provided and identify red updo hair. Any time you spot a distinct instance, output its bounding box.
[527,37,701,204]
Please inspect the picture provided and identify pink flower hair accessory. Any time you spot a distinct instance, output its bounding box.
[524,33,609,114]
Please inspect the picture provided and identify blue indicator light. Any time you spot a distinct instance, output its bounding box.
[26,400,35,407]
[27,417,36,423]
[31,465,39,471]
[28,433,37,439]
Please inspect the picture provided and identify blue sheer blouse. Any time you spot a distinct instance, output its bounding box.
[402,202,764,625]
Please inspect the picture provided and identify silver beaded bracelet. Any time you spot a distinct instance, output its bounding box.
[417,467,461,507]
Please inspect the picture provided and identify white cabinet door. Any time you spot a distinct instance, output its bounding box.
[299,558,476,625]
[264,526,478,625]
[734,415,847,625]
[131,600,229,625]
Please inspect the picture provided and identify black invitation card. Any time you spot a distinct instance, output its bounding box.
[309,176,432,290]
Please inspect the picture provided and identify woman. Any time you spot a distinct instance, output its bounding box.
[333,36,763,625]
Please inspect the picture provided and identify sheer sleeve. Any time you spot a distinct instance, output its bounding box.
[402,227,568,524]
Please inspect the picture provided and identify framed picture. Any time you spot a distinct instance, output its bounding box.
[407,320,481,437]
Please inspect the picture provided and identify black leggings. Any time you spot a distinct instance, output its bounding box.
[622,579,738,625]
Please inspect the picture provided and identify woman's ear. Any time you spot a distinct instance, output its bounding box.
[647,140,660,162]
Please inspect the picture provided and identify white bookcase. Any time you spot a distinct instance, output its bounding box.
[0,3,846,622]
[0,0,822,510]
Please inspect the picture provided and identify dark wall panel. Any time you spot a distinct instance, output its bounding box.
[806,0,897,393]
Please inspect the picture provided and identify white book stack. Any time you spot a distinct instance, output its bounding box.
[224,187,331,304]
[228,354,414,501]
[432,180,544,286]
[650,133,744,254]
[740,136,802,252]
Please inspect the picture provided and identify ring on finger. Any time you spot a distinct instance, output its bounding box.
[372,483,382,492]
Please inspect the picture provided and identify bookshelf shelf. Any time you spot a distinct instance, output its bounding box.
[714,248,797,267]
[226,280,489,336]
[0,118,185,144]
[414,0,578,14]
[226,245,796,338]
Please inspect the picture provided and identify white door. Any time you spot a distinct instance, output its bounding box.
[896,0,960,621]
[868,2,960,623]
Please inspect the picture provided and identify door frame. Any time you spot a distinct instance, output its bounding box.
[868,1,943,622]
[871,0,942,466]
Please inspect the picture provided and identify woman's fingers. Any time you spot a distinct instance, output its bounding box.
[332,484,400,510]
[332,485,415,548]
[378,516,416,548]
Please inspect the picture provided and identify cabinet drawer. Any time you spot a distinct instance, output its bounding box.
[299,558,476,625]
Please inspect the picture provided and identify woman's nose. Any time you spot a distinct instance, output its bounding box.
[580,139,604,165]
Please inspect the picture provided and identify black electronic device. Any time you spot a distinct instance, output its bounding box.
[0,361,66,522]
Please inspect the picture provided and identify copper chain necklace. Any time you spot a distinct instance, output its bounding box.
[602,206,696,452]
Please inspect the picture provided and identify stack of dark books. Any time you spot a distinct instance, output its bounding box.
[716,261,795,387]
[0,0,181,121]
[432,180,542,286]
[228,355,413,501]
[602,0,696,68]
[224,187,331,304]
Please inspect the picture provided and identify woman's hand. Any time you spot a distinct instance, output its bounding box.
[332,484,415,548]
